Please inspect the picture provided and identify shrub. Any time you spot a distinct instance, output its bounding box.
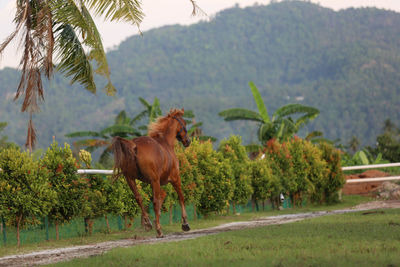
[318,142,346,204]
[218,136,253,212]
[185,139,233,216]
[0,148,56,245]
[265,139,297,204]
[249,157,282,209]
[41,142,82,239]
[176,141,204,218]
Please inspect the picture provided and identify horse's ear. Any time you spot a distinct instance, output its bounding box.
[182,107,184,113]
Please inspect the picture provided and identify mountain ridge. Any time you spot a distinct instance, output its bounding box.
[0,1,399,149]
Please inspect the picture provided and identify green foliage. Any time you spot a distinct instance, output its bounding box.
[265,137,345,206]
[374,120,400,162]
[175,143,204,208]
[0,147,56,244]
[185,139,233,216]
[219,82,320,148]
[0,122,17,150]
[1,2,400,150]
[249,157,281,206]
[265,139,296,200]
[66,110,143,167]
[291,138,328,204]
[318,142,346,204]
[218,136,253,207]
[40,142,82,228]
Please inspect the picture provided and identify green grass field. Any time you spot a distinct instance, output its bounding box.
[49,208,400,267]
[0,195,371,258]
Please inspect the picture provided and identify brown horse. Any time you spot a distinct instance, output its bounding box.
[112,108,191,237]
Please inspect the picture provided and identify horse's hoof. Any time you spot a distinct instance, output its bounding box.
[156,234,164,238]
[182,223,190,232]
[144,224,152,231]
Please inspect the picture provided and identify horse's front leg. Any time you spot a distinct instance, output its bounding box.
[124,176,152,231]
[151,181,164,238]
[171,179,190,232]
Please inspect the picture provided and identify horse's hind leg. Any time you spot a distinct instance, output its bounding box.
[125,176,152,231]
[151,181,164,238]
[171,180,190,232]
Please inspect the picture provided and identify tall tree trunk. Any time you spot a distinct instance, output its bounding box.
[105,215,110,232]
[169,204,173,225]
[56,222,59,240]
[84,217,93,235]
[193,205,197,221]
[124,215,128,229]
[16,214,22,246]
[232,203,236,214]
[88,219,94,235]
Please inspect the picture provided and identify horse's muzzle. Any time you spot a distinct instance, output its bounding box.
[183,138,191,147]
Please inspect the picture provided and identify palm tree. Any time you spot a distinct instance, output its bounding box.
[183,110,217,142]
[219,82,320,150]
[66,110,143,166]
[65,96,164,165]
[0,0,201,150]
[138,97,162,124]
[347,136,360,154]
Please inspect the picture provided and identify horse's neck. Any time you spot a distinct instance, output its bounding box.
[156,121,177,149]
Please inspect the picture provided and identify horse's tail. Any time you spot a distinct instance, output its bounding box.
[111,136,137,181]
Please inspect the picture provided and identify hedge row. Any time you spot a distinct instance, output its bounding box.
[0,137,345,245]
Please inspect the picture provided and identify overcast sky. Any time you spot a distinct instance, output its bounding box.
[1,0,399,69]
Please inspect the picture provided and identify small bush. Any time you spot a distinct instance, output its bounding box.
[0,147,56,245]
[218,136,253,211]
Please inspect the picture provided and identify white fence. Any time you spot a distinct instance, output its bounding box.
[342,163,400,183]
[74,163,400,184]
[1,163,400,184]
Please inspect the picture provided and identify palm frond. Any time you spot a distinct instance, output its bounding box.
[274,104,319,119]
[183,110,195,119]
[138,97,151,109]
[219,108,264,122]
[305,131,323,141]
[149,97,161,123]
[54,23,96,93]
[65,131,102,138]
[99,146,112,165]
[130,110,147,125]
[100,125,141,137]
[114,110,127,125]
[249,81,270,123]
[84,0,143,25]
[80,4,115,95]
[258,123,274,143]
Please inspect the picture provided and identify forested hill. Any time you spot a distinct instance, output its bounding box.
[1,1,400,149]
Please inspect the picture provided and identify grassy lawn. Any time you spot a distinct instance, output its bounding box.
[0,195,371,258]
[50,207,400,267]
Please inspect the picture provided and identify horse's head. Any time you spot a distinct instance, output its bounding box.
[172,109,191,147]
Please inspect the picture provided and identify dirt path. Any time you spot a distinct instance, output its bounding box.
[1,200,399,267]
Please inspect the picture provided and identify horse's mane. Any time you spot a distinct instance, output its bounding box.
[148,109,184,138]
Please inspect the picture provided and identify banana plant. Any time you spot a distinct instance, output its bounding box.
[219,82,320,151]
[66,110,142,166]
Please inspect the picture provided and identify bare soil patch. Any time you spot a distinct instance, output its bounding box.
[0,200,399,267]
[343,170,394,195]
